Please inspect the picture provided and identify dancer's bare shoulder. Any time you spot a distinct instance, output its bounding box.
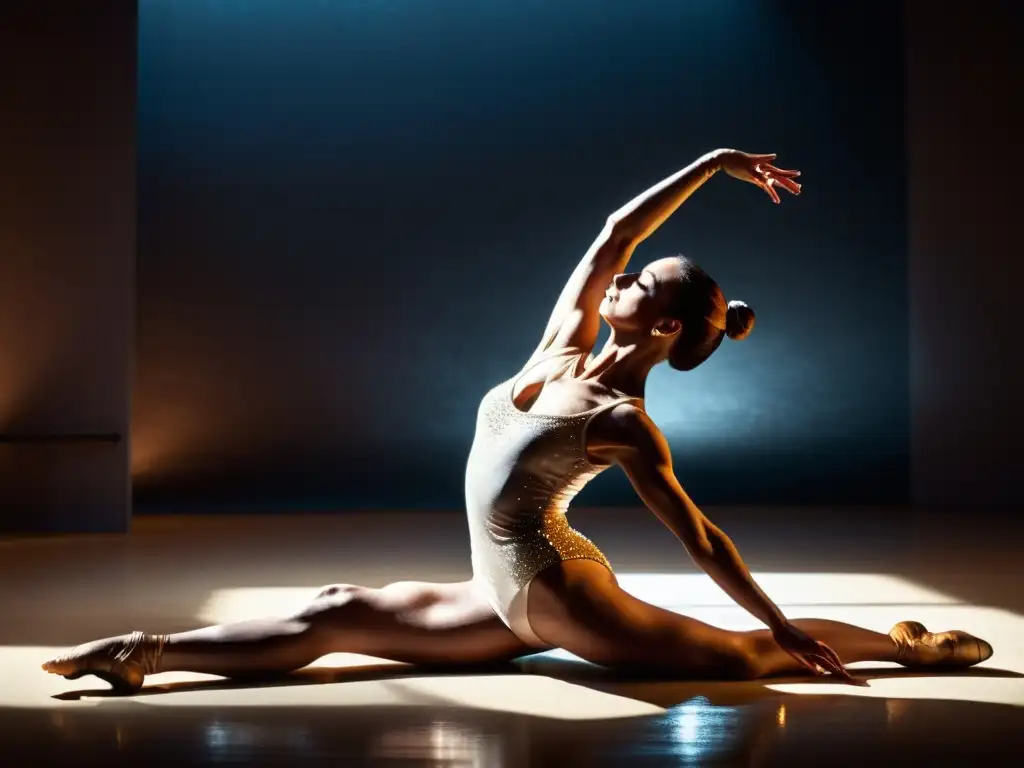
[585,400,665,467]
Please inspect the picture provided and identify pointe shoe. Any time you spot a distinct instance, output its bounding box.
[41,631,166,694]
[889,621,993,668]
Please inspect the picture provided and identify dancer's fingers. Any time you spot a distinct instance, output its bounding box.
[808,654,841,678]
[812,648,856,683]
[793,652,822,674]
[808,655,825,673]
[819,643,848,674]
[774,175,802,195]
[823,663,859,684]
[763,164,801,177]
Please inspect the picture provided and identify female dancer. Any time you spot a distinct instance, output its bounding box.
[43,148,992,693]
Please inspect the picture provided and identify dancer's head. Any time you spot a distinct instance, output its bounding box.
[598,255,755,371]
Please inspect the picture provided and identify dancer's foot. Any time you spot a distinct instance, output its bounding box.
[889,621,993,668]
[41,631,166,694]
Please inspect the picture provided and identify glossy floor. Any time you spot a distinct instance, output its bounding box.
[2,508,1022,766]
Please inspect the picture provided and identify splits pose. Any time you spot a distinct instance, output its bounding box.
[44,149,992,693]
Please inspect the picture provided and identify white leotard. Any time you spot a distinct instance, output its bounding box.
[464,350,642,647]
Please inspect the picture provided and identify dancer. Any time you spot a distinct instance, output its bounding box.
[43,148,992,693]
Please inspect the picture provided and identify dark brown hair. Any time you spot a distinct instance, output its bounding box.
[666,257,755,372]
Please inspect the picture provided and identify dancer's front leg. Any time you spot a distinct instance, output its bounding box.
[42,580,531,693]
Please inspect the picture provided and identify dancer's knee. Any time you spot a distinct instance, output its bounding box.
[295,581,450,655]
[294,584,370,626]
[730,633,779,680]
[718,635,762,680]
[313,583,361,601]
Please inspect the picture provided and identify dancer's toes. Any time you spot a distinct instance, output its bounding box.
[890,621,993,668]
[968,633,994,663]
[41,631,165,694]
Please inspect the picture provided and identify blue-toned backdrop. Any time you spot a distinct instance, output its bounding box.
[135,0,907,509]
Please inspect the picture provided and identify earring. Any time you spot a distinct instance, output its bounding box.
[651,327,671,337]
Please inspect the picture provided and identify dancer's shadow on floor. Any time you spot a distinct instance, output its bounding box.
[51,655,1024,710]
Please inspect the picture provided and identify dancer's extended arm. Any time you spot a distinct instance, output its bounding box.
[609,405,789,632]
[612,408,863,679]
[528,150,727,360]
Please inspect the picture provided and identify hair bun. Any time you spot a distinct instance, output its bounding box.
[725,300,755,341]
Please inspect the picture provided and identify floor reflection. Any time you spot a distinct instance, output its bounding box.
[370,720,505,766]
[5,691,1023,767]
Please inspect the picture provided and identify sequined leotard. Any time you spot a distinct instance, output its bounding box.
[465,350,642,647]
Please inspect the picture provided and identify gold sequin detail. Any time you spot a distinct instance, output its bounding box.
[476,514,612,606]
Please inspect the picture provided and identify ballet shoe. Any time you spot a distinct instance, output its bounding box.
[41,631,166,694]
[889,621,993,668]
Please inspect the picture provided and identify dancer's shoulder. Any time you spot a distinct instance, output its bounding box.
[585,400,662,465]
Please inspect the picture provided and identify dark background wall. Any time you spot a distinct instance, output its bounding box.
[134,0,909,510]
[906,0,1023,507]
[0,3,136,533]
[0,3,1017,527]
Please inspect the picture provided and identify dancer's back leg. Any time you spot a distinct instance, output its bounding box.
[43,579,534,692]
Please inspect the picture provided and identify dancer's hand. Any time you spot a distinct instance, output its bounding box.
[772,623,860,684]
[719,150,801,204]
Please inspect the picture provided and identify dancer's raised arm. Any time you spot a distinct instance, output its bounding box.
[529,150,721,360]
[529,149,799,361]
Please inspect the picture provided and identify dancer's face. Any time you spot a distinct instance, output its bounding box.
[599,257,684,337]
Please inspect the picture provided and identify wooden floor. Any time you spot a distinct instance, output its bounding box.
[1,507,1022,766]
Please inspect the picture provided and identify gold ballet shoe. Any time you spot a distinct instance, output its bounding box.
[889,621,993,668]
[41,631,166,694]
